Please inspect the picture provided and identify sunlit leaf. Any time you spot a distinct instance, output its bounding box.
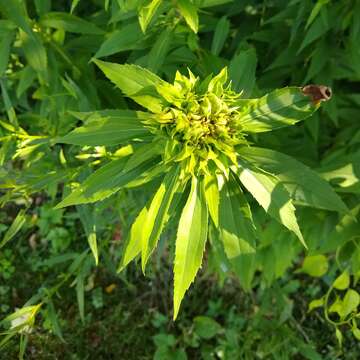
[173,176,208,319]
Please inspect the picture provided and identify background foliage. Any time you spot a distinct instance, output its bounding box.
[0,0,359,358]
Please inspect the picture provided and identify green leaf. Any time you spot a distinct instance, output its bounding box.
[141,166,181,271]
[0,29,14,76]
[93,59,167,113]
[0,209,26,249]
[333,270,350,290]
[238,87,317,133]
[301,255,328,277]
[0,0,33,36]
[20,31,48,83]
[211,16,230,56]
[147,28,172,74]
[298,8,329,53]
[237,146,349,213]
[308,297,324,312]
[177,0,199,33]
[46,300,64,341]
[173,176,208,319]
[199,0,233,7]
[219,173,256,290]
[229,47,257,96]
[118,206,148,272]
[237,161,305,247]
[70,0,81,13]
[219,173,256,258]
[94,22,144,58]
[194,316,221,339]
[204,172,219,227]
[76,267,85,323]
[335,327,343,347]
[340,289,360,318]
[57,110,151,146]
[305,0,330,29]
[138,0,163,33]
[56,154,159,208]
[40,12,104,34]
[77,205,99,265]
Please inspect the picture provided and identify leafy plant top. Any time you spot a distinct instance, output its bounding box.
[56,60,346,319]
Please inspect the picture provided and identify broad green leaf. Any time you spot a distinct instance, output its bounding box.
[20,31,48,83]
[301,255,328,277]
[193,316,221,339]
[318,152,360,191]
[211,16,230,56]
[308,297,324,312]
[340,289,360,318]
[177,0,199,33]
[335,327,343,347]
[57,110,151,146]
[204,172,219,226]
[237,146,348,213]
[141,166,181,271]
[229,47,257,96]
[118,206,148,272]
[219,174,256,258]
[333,270,350,290]
[40,12,104,34]
[238,87,317,133]
[56,155,159,208]
[94,22,144,58]
[0,209,26,249]
[147,28,172,74]
[138,0,163,33]
[219,173,256,290]
[173,176,208,319]
[0,0,33,36]
[237,160,305,247]
[94,59,167,113]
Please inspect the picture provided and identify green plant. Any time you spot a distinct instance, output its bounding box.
[0,0,359,356]
[54,59,347,319]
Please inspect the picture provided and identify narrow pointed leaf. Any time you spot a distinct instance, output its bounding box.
[0,209,26,249]
[56,155,159,208]
[141,166,181,271]
[147,28,172,74]
[238,146,348,213]
[118,206,148,272]
[173,176,208,319]
[177,0,199,33]
[57,110,151,146]
[138,0,163,33]
[219,173,256,258]
[94,22,144,58]
[204,172,219,227]
[93,59,167,113]
[39,12,104,34]
[237,160,306,247]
